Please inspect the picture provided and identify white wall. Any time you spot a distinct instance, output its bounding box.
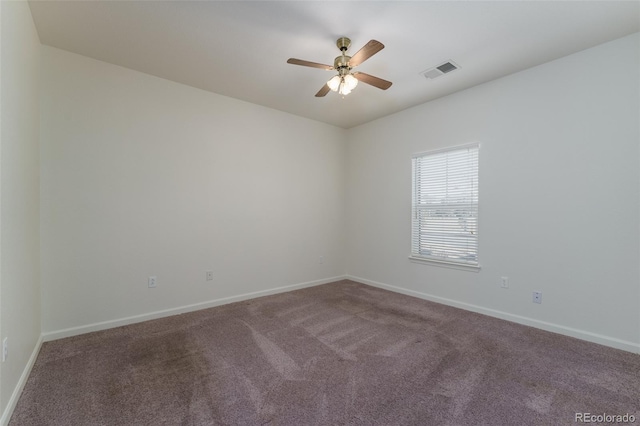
[40,46,346,336]
[0,0,42,420]
[38,33,640,351]
[346,33,640,353]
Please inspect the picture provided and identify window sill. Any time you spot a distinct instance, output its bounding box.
[408,255,481,272]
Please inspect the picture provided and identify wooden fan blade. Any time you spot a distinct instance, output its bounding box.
[348,40,384,68]
[353,72,392,90]
[315,84,331,97]
[287,58,333,70]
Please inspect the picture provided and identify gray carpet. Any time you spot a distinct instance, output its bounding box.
[9,280,640,425]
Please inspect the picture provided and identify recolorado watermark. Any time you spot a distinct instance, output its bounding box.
[575,413,636,423]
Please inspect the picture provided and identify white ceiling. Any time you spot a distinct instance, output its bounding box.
[28,1,639,129]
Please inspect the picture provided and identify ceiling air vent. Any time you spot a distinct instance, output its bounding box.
[421,61,460,80]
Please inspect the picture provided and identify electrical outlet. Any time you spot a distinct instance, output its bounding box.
[206,271,213,281]
[532,291,542,304]
[148,276,157,288]
[501,277,509,289]
[2,338,7,362]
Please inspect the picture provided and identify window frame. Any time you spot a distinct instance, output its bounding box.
[409,143,480,272]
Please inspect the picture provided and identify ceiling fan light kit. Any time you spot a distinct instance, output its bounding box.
[328,74,358,95]
[287,36,392,98]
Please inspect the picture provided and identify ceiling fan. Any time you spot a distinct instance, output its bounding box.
[287,37,392,97]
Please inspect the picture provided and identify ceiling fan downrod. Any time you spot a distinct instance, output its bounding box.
[334,37,352,76]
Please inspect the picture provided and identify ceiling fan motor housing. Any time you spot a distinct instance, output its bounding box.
[334,55,351,74]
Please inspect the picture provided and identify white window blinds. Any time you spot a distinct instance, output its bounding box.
[411,144,479,268]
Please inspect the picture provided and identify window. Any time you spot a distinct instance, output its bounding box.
[411,143,479,270]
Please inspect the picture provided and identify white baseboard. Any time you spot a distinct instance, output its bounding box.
[0,335,43,426]
[347,275,640,355]
[42,275,347,342]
